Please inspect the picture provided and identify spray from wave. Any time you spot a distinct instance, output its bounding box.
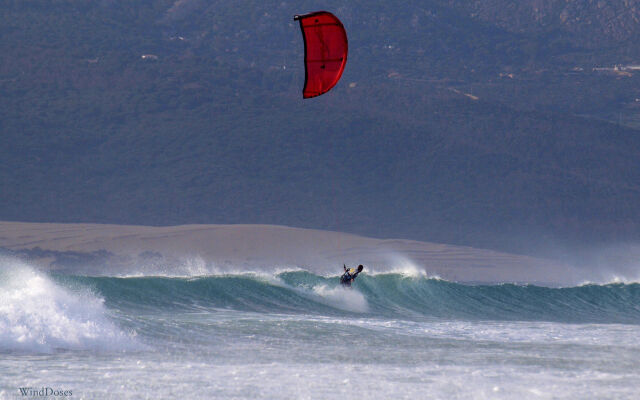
[0,257,141,353]
[307,284,369,313]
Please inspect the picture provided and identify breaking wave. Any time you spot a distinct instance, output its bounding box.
[68,270,640,324]
[0,258,141,353]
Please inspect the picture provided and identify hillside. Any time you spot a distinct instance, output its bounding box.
[2,0,640,255]
[451,0,640,45]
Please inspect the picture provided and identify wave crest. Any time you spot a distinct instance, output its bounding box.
[0,257,141,353]
[65,271,640,324]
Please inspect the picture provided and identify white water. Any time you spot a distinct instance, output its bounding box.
[309,284,370,313]
[0,258,140,353]
[2,312,639,399]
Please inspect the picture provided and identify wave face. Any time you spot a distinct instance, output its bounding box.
[67,271,640,324]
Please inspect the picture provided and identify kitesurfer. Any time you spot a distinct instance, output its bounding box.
[340,264,363,287]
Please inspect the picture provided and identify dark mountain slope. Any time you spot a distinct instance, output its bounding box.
[2,0,639,255]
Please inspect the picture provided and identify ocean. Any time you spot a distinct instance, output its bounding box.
[1,256,639,399]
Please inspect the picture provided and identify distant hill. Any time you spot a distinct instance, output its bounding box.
[2,0,640,256]
[450,0,640,45]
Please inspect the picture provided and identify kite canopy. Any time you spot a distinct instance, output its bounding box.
[294,11,348,98]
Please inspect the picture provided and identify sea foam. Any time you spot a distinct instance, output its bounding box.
[309,284,369,313]
[0,257,140,353]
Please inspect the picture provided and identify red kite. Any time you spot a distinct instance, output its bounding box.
[294,11,348,98]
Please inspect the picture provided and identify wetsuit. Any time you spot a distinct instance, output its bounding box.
[340,267,360,287]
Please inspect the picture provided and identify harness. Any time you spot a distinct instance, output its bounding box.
[340,271,353,285]
[340,268,358,285]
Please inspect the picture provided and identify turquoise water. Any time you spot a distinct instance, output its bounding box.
[1,258,640,399]
[70,272,640,323]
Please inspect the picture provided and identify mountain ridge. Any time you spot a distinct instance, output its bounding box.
[2,0,639,256]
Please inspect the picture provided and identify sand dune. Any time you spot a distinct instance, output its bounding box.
[0,221,578,284]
